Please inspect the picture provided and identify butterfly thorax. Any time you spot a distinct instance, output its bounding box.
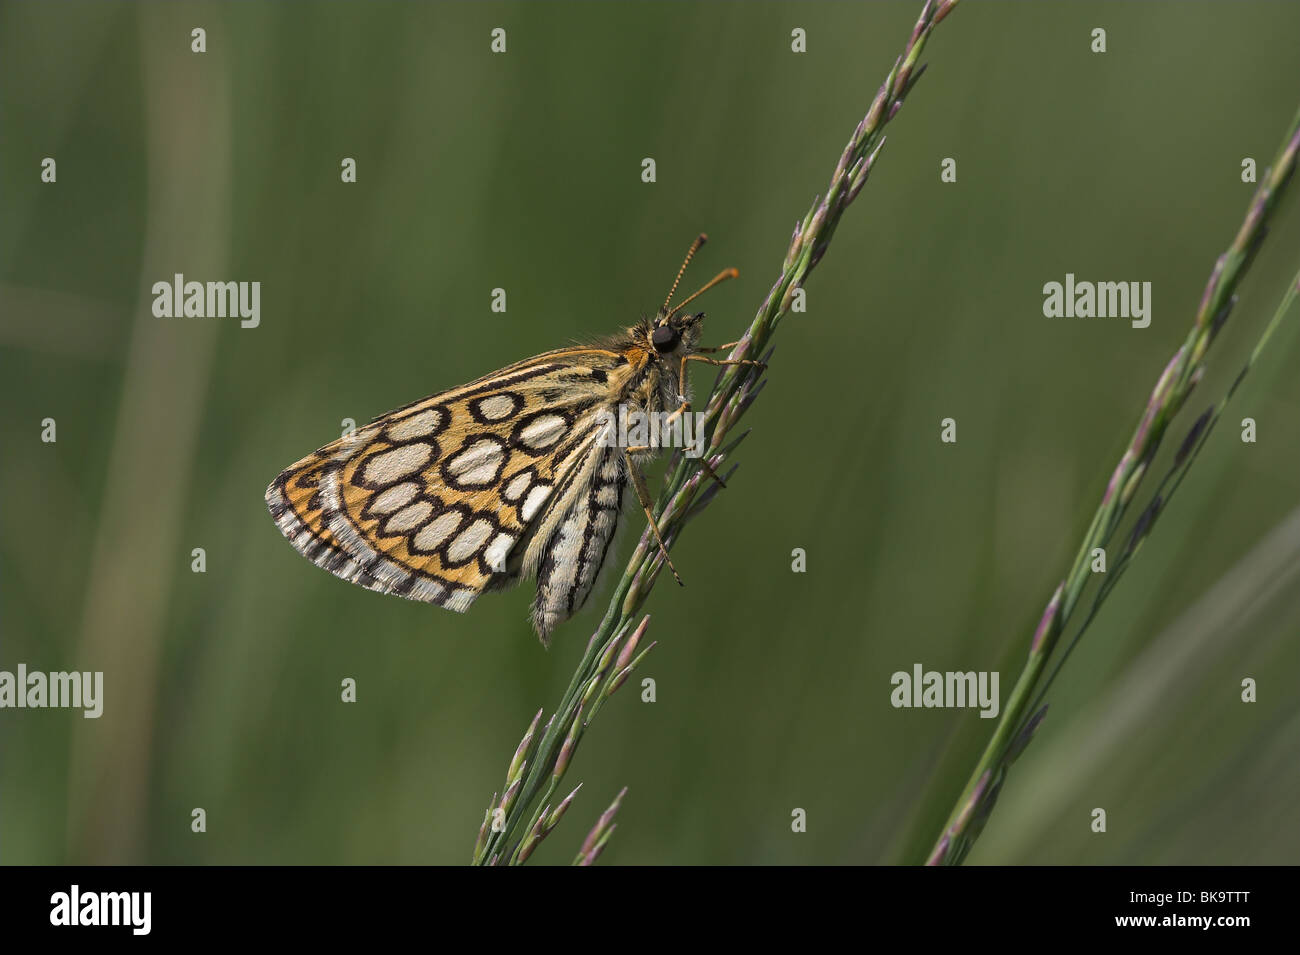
[610,309,706,425]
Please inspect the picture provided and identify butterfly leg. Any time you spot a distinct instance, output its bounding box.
[694,339,741,353]
[685,353,767,371]
[623,449,685,586]
[661,352,766,490]
[671,352,766,414]
[656,390,727,490]
[665,350,762,428]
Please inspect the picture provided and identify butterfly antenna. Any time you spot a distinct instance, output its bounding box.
[666,267,740,314]
[661,233,709,314]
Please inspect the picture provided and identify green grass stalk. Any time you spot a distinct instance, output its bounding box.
[927,106,1300,866]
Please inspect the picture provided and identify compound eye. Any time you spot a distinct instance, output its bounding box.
[651,324,679,353]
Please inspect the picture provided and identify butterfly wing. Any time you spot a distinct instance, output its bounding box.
[529,440,628,641]
[266,348,634,616]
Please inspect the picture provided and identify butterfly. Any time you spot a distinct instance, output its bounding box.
[266,234,762,645]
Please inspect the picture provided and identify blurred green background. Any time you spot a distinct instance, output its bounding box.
[3,0,1300,865]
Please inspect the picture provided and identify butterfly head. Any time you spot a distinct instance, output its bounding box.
[649,310,704,357]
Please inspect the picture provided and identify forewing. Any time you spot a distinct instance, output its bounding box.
[266,349,630,613]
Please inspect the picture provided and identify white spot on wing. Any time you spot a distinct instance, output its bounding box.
[413,510,462,552]
[484,533,516,572]
[383,500,433,534]
[521,484,552,522]
[473,394,518,421]
[518,414,567,451]
[364,443,432,485]
[445,438,505,487]
[369,482,419,515]
[446,518,495,563]
[386,409,442,441]
[502,471,531,502]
